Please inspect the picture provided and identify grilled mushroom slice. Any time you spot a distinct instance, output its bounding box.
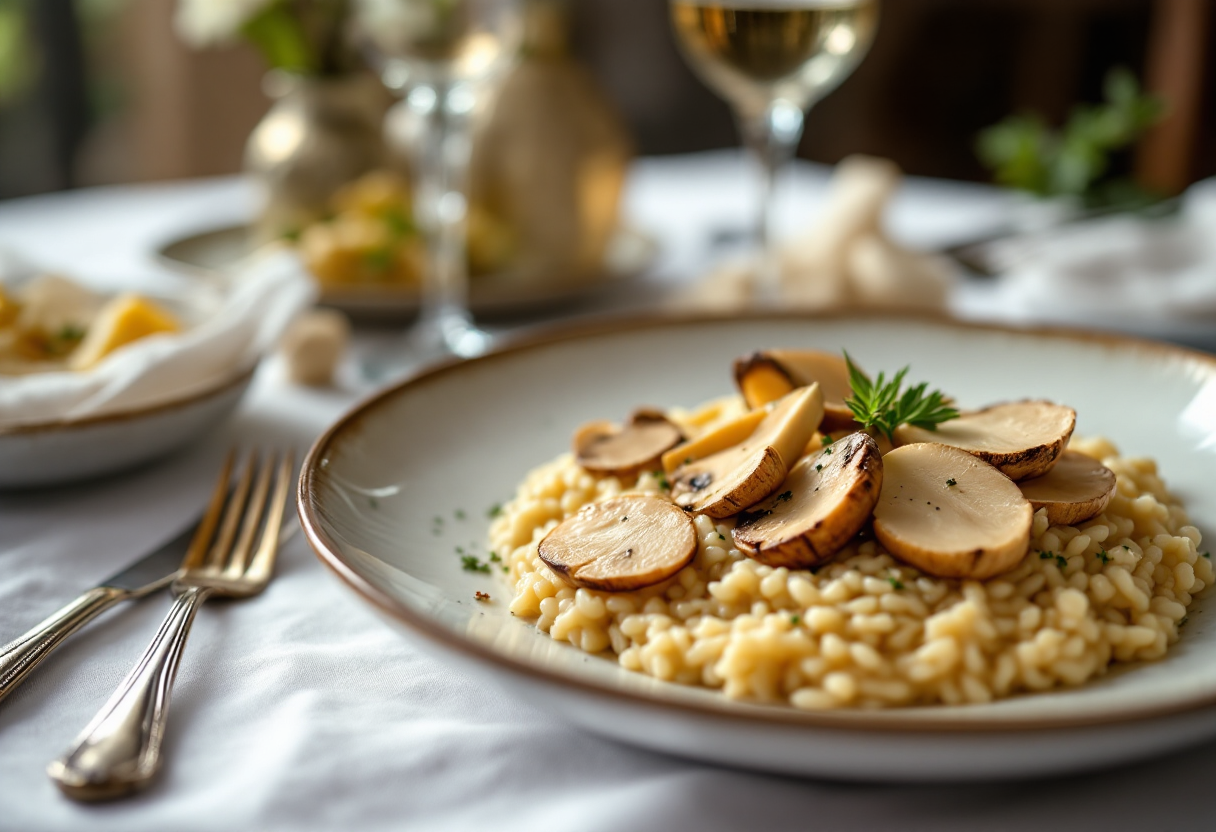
[661,408,767,474]
[894,400,1075,481]
[733,432,883,568]
[873,443,1033,579]
[734,349,858,431]
[538,495,697,591]
[574,409,683,476]
[1018,450,1116,525]
[672,384,824,517]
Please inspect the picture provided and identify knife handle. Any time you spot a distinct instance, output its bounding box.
[0,586,129,705]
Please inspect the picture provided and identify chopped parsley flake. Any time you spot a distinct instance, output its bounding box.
[487,504,503,518]
[432,515,444,526]
[790,615,801,625]
[368,496,379,509]
[946,478,957,487]
[455,509,466,520]
[461,555,490,573]
[718,533,726,540]
[1039,551,1054,559]
[777,490,793,502]
[488,552,501,562]
[1180,617,1189,627]
[823,447,832,455]
[815,464,823,472]
[1203,552,1211,559]
[656,472,671,491]
[821,435,834,447]
[1097,549,1111,564]
[1056,556,1068,569]
[57,324,85,342]
[887,577,905,590]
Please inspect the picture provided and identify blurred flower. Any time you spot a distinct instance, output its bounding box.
[353,0,444,56]
[175,0,275,48]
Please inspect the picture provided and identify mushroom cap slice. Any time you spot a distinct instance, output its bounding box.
[733,432,883,569]
[574,408,684,476]
[538,495,697,592]
[894,400,1076,481]
[873,442,1033,579]
[672,384,824,517]
[734,349,858,431]
[1018,450,1116,525]
[661,408,767,474]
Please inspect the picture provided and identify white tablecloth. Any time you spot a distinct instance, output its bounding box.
[1,153,1214,831]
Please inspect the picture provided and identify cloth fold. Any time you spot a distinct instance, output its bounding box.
[0,248,316,428]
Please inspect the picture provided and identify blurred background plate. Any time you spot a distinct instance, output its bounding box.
[155,224,659,321]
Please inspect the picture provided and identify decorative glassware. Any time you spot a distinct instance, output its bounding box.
[669,0,879,303]
[358,0,523,359]
[245,71,391,244]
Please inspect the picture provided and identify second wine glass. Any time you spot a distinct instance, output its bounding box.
[670,0,880,303]
[359,0,523,359]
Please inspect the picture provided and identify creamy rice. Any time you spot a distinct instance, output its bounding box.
[491,398,1211,709]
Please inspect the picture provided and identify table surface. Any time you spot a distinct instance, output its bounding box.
[1,152,1213,831]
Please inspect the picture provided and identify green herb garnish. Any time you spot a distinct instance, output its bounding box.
[454,509,466,520]
[487,503,502,518]
[1097,549,1111,564]
[790,615,801,625]
[843,352,959,442]
[820,435,834,447]
[815,464,823,472]
[488,551,501,563]
[777,490,793,502]
[461,555,490,574]
[887,577,905,590]
[946,478,957,487]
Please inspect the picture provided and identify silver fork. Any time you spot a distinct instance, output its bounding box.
[47,449,293,801]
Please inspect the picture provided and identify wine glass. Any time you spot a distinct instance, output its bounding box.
[358,0,523,360]
[669,0,880,303]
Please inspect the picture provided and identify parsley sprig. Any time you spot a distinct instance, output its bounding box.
[843,353,959,442]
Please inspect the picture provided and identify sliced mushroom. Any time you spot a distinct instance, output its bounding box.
[734,349,858,431]
[660,408,767,473]
[671,384,823,517]
[1018,450,1116,525]
[733,432,883,569]
[538,495,697,591]
[574,408,684,476]
[671,384,824,517]
[873,442,1033,579]
[894,400,1076,481]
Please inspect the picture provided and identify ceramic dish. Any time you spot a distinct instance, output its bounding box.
[0,364,255,488]
[156,224,659,320]
[298,314,1216,781]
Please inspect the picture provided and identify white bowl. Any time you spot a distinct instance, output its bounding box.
[298,314,1216,781]
[0,365,255,488]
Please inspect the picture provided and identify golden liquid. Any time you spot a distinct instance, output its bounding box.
[671,1,879,112]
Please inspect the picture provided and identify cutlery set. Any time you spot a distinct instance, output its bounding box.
[0,450,292,801]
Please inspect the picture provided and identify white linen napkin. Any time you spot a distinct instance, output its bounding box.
[0,247,316,429]
[990,179,1216,323]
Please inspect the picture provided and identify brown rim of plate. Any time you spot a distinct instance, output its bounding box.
[297,310,1216,734]
[0,363,257,437]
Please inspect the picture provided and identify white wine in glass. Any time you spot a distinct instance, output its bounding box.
[670,0,879,300]
[359,0,523,360]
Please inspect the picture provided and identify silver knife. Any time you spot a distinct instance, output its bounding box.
[0,518,198,705]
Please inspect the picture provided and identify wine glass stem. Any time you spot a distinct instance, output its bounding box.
[408,82,490,358]
[739,99,806,304]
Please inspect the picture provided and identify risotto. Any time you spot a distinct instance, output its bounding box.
[491,395,1211,710]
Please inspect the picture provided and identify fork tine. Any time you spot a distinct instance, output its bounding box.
[206,449,257,571]
[245,451,293,584]
[224,451,276,578]
[180,451,235,571]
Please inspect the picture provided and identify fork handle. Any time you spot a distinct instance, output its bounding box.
[47,586,213,801]
[0,586,129,706]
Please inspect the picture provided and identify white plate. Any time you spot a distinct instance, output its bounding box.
[156,224,659,320]
[0,366,254,488]
[298,314,1216,781]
